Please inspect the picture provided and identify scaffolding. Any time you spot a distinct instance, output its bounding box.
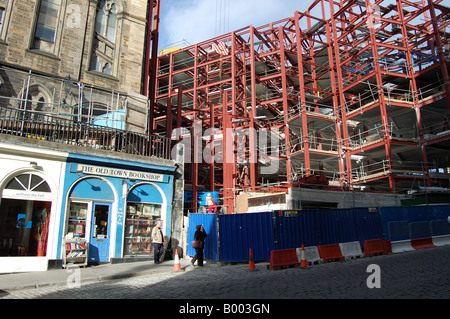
[152,0,450,212]
[0,66,171,159]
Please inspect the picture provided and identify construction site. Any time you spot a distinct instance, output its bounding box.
[151,0,450,213]
[0,0,449,270]
[0,0,448,215]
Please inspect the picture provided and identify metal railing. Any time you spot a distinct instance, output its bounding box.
[352,160,428,183]
[0,106,171,159]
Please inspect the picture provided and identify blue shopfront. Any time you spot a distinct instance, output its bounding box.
[58,154,176,263]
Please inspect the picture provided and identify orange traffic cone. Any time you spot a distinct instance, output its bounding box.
[173,249,182,271]
[300,244,308,268]
[248,248,256,270]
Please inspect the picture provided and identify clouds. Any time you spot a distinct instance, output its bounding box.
[159,0,306,50]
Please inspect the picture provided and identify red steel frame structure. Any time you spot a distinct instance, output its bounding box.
[143,0,161,137]
[150,0,450,213]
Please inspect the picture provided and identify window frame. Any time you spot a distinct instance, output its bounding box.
[34,0,63,43]
[0,1,14,43]
[30,0,68,56]
[0,7,4,33]
[89,0,119,76]
[94,1,117,44]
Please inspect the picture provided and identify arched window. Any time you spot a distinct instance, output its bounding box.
[102,63,112,75]
[0,173,52,257]
[18,84,52,122]
[5,173,51,192]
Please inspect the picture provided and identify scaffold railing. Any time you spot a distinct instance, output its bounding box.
[0,106,171,159]
[351,159,429,183]
[0,66,148,133]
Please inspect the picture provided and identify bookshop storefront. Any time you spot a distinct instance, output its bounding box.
[60,155,175,264]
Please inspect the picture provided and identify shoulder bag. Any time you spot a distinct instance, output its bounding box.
[192,240,203,249]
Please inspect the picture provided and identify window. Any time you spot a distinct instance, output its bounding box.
[66,202,87,238]
[34,0,62,42]
[95,1,117,43]
[106,4,117,43]
[18,84,52,122]
[0,173,52,257]
[6,173,51,192]
[89,55,101,72]
[102,63,112,75]
[124,203,161,256]
[90,1,118,75]
[0,8,4,33]
[89,58,112,76]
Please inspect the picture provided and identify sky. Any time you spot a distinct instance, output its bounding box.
[158,0,311,52]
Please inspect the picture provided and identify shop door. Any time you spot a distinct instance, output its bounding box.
[89,203,111,263]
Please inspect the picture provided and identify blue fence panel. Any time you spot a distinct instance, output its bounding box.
[352,207,385,247]
[187,213,218,261]
[215,204,449,263]
[407,206,431,222]
[275,208,385,250]
[275,210,320,249]
[427,205,450,220]
[317,208,359,245]
[219,212,274,262]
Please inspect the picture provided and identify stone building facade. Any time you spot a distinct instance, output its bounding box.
[0,0,148,93]
[0,0,153,133]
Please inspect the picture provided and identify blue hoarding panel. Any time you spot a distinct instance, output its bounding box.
[275,210,320,249]
[352,207,384,246]
[407,206,431,222]
[187,213,218,261]
[218,212,274,262]
[214,205,449,263]
[274,208,384,250]
[428,205,450,220]
[318,208,359,245]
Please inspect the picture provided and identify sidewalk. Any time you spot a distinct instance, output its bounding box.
[0,258,193,292]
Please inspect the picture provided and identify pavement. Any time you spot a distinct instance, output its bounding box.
[2,245,450,299]
[0,257,194,292]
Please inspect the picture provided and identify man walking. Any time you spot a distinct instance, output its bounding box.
[152,220,164,264]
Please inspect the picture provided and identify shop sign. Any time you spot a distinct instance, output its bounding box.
[284,211,298,217]
[2,190,54,201]
[77,164,165,182]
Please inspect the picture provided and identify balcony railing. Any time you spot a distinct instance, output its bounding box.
[0,106,171,160]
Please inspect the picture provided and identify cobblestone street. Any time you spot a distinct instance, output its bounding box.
[2,245,449,301]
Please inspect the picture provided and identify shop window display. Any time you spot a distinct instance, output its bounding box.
[0,199,51,256]
[0,173,52,256]
[124,203,161,256]
[66,202,87,238]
